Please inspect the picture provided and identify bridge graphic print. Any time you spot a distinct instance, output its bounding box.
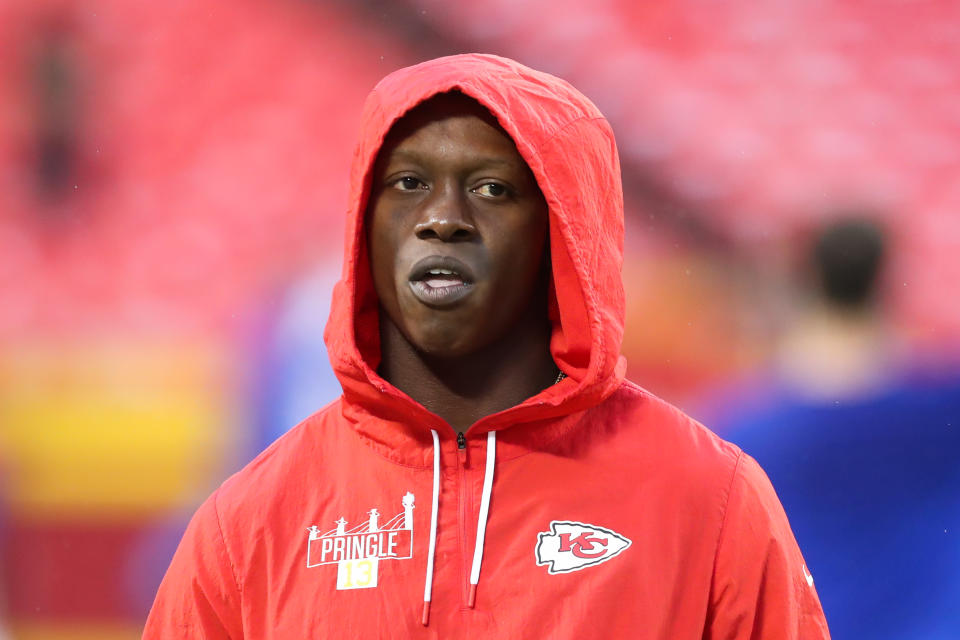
[306,492,415,590]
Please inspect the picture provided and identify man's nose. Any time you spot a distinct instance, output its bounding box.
[413,187,477,242]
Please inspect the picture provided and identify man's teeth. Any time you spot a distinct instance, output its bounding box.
[425,279,458,288]
[422,268,464,288]
[416,267,468,289]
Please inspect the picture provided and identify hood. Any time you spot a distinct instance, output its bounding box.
[324,53,626,449]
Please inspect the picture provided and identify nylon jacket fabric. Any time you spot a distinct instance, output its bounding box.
[143,54,830,639]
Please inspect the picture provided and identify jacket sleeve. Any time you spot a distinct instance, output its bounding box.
[704,452,830,640]
[143,490,244,639]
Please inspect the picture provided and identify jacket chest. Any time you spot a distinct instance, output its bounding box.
[249,454,714,639]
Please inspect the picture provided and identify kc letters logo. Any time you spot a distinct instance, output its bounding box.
[535,520,631,574]
[306,492,414,590]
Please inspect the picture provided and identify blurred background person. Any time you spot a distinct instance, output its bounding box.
[776,218,899,399]
[703,218,960,639]
[1,0,958,638]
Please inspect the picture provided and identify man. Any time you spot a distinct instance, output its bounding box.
[144,54,829,638]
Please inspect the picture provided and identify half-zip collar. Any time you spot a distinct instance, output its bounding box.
[421,429,497,626]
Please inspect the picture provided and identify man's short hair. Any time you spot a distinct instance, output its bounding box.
[812,217,886,308]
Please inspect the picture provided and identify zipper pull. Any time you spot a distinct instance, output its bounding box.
[457,432,466,449]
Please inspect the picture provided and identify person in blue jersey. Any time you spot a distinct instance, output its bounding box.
[708,218,960,639]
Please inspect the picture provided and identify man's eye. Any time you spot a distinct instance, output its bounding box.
[394,176,423,191]
[474,183,507,198]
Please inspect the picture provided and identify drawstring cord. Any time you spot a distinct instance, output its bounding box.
[421,429,498,625]
[468,430,496,608]
[422,430,441,626]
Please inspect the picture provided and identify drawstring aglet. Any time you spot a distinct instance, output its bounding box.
[421,601,431,626]
[468,584,478,608]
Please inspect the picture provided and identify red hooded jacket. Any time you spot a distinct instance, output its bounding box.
[144,54,830,639]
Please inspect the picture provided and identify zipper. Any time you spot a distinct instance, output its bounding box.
[456,431,472,606]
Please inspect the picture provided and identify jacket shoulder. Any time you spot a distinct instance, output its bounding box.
[601,380,744,477]
[214,399,345,524]
[604,383,829,637]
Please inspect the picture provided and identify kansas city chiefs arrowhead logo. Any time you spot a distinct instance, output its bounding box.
[535,521,631,574]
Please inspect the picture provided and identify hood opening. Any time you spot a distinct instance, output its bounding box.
[325,54,626,428]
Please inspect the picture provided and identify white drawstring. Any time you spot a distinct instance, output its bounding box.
[422,429,440,626]
[468,430,496,608]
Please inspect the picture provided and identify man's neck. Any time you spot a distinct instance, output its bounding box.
[377,309,557,433]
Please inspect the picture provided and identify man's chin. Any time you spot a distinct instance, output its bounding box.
[407,326,484,361]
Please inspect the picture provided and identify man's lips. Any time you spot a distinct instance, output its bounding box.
[408,256,476,307]
[409,255,476,284]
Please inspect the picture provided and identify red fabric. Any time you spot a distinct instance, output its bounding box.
[143,54,829,639]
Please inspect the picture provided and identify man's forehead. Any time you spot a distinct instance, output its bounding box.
[374,91,536,181]
[386,146,521,169]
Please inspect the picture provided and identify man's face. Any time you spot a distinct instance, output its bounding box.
[367,95,549,358]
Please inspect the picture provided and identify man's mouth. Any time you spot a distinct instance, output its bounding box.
[422,268,465,289]
[408,257,475,307]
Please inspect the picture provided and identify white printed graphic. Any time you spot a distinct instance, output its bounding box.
[802,563,814,587]
[535,520,631,574]
[307,492,414,590]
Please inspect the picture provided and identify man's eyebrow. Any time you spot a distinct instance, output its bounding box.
[387,149,522,170]
[470,157,521,169]
[384,149,428,164]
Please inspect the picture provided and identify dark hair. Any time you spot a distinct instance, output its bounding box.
[392,90,505,137]
[812,218,886,308]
